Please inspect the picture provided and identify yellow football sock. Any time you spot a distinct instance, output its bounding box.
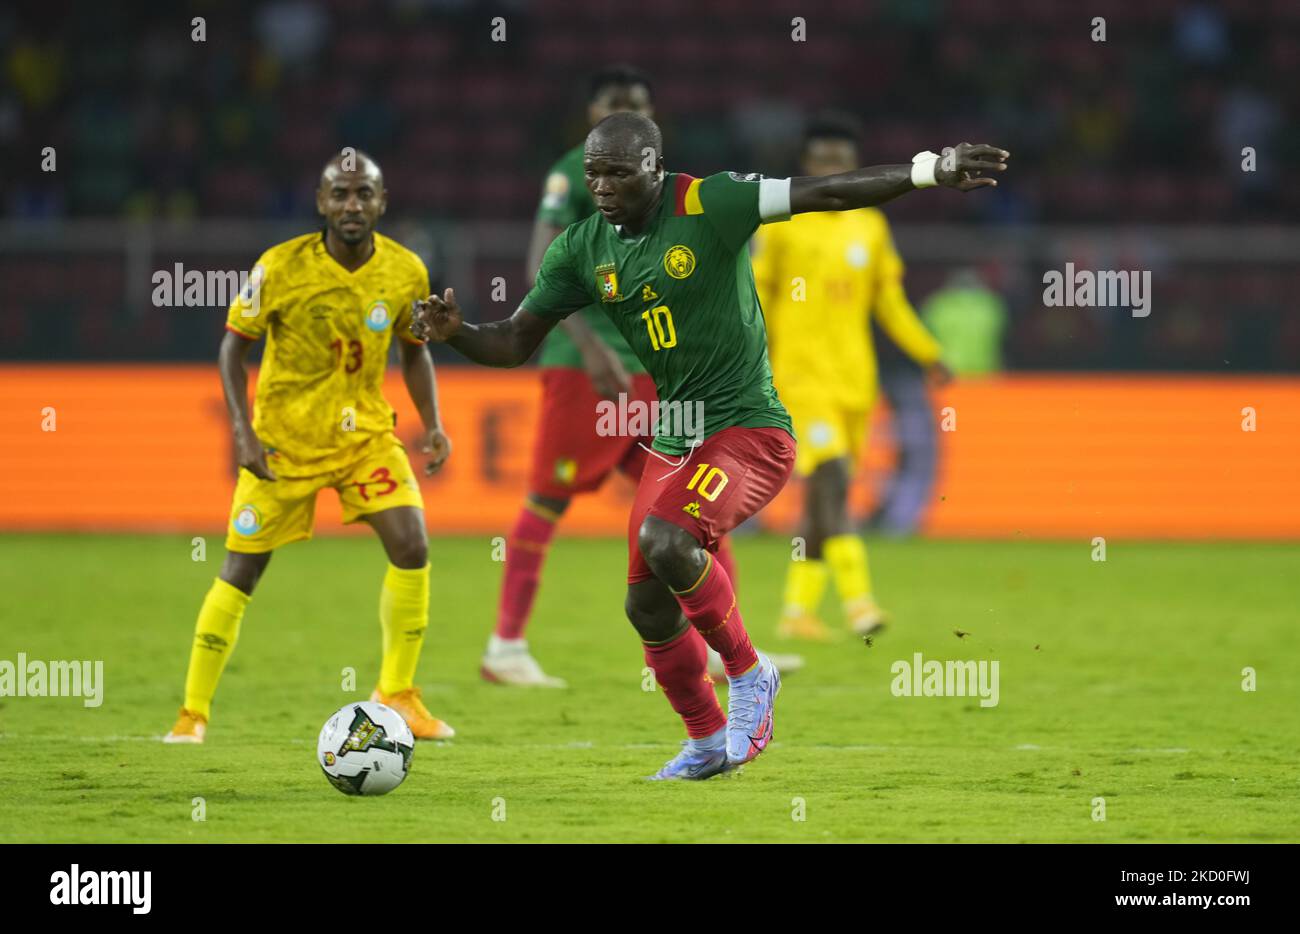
[378,563,430,695]
[782,558,829,617]
[824,534,872,607]
[182,577,250,720]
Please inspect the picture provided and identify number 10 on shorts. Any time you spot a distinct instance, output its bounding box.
[686,463,728,501]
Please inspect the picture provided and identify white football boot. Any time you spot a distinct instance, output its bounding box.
[480,636,568,688]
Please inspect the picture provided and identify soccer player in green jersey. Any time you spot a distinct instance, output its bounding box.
[415,112,1009,779]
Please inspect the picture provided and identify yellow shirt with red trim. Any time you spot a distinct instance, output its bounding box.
[750,208,941,409]
[225,231,429,477]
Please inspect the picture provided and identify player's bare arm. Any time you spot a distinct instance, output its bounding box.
[218,329,276,481]
[397,338,451,475]
[411,287,557,368]
[789,143,1010,214]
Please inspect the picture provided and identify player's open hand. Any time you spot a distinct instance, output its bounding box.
[235,428,277,481]
[411,288,464,343]
[420,425,452,476]
[935,143,1009,192]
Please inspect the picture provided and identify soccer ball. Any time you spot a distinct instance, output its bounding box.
[317,701,414,796]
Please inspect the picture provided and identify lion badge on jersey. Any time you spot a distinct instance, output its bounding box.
[664,245,696,279]
[365,300,392,332]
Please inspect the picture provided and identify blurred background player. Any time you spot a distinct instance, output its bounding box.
[164,151,455,743]
[483,66,766,685]
[867,267,1008,536]
[751,113,953,641]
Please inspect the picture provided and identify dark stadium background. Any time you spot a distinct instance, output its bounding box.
[3,0,1298,371]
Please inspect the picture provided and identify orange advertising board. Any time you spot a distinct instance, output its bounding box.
[1,366,1297,539]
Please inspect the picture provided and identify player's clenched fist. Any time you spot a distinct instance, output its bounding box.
[411,288,464,343]
[420,425,452,476]
[935,143,1010,192]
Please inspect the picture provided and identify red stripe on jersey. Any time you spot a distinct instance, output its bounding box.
[673,174,698,216]
[225,323,259,339]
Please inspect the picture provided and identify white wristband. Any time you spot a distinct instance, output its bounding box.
[911,151,939,188]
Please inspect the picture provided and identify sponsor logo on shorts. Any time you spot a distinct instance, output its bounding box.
[663,245,696,279]
[233,505,261,536]
[682,501,702,518]
[365,300,392,332]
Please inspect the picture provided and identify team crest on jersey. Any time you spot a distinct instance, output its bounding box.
[595,263,621,302]
[233,505,261,536]
[664,245,696,280]
[365,300,392,332]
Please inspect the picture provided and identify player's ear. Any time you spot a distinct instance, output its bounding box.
[315,187,326,217]
[377,190,387,217]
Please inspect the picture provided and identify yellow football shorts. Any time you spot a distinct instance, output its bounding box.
[787,399,873,477]
[224,432,424,553]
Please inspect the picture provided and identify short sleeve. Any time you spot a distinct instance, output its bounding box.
[696,172,763,252]
[225,252,272,339]
[393,256,432,345]
[536,167,582,229]
[521,228,591,320]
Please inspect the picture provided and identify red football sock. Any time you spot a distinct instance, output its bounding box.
[643,626,725,738]
[673,554,758,678]
[495,503,558,640]
[714,537,738,596]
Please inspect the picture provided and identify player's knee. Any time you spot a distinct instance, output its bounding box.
[221,551,271,595]
[623,589,682,644]
[389,531,428,569]
[637,516,694,578]
[528,493,570,518]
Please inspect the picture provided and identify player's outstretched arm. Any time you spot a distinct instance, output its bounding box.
[789,143,1010,214]
[411,287,557,368]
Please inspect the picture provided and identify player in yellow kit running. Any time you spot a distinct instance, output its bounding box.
[752,113,953,640]
[164,150,455,743]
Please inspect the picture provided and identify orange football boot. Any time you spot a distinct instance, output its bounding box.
[370,686,455,740]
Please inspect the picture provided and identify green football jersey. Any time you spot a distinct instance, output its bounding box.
[522,170,793,455]
[533,144,644,373]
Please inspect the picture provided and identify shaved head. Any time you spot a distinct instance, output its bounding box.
[586,112,663,165]
[320,148,383,188]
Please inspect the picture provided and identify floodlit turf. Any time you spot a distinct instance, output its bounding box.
[0,533,1296,843]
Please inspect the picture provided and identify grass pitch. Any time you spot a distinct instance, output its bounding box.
[0,533,1296,843]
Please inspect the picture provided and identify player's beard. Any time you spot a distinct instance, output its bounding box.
[336,218,370,244]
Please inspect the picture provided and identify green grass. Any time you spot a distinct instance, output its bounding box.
[0,533,1297,842]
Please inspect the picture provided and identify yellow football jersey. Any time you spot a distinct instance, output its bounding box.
[751,208,941,409]
[225,231,430,477]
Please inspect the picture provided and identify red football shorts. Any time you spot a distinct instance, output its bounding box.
[528,368,656,499]
[626,425,796,583]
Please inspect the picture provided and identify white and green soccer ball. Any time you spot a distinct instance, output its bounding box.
[317,701,414,796]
